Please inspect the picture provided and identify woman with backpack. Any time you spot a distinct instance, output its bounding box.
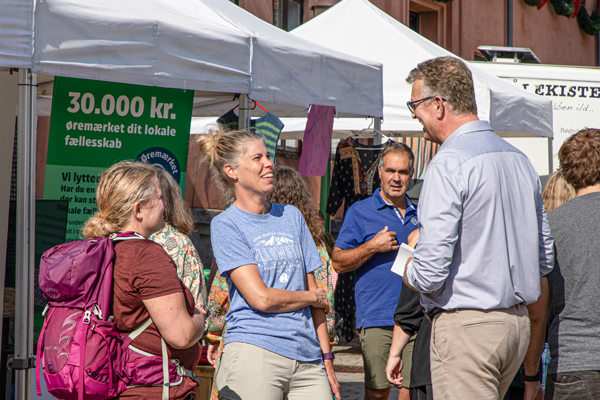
[82,161,205,400]
[197,127,341,400]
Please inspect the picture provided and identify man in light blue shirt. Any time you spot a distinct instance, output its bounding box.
[401,56,554,400]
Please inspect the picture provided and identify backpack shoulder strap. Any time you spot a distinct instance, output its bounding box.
[161,338,170,400]
[128,317,153,341]
[127,317,170,400]
[110,231,146,242]
[127,317,152,342]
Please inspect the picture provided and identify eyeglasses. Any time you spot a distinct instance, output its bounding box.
[406,96,447,113]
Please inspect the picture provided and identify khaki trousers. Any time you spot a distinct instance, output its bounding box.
[215,342,333,400]
[430,305,530,400]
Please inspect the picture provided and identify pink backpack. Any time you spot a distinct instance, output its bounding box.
[36,232,199,400]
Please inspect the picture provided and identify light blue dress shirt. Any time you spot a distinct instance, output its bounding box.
[405,121,554,313]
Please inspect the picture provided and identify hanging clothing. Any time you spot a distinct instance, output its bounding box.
[326,137,385,342]
[326,137,385,216]
[216,109,284,164]
[298,105,335,177]
[216,109,239,131]
[253,112,284,163]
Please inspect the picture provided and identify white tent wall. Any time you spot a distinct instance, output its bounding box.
[34,0,253,95]
[201,0,384,118]
[473,62,600,175]
[31,0,383,118]
[0,70,18,352]
[0,0,33,68]
[284,0,553,139]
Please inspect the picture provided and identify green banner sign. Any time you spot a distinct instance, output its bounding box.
[44,77,193,241]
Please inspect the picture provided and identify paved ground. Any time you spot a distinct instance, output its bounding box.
[333,342,399,400]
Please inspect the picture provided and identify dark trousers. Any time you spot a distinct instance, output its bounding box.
[411,385,434,400]
[545,370,600,400]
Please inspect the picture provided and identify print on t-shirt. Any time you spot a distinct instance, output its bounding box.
[252,232,304,287]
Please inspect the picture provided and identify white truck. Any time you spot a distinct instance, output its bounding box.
[471,62,600,175]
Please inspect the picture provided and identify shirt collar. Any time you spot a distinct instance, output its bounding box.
[374,188,416,213]
[440,120,493,151]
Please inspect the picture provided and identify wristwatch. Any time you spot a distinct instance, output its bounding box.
[519,366,541,382]
[322,352,335,361]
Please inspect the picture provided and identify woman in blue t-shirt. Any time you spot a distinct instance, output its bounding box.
[197,126,341,400]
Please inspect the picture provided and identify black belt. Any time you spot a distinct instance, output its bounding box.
[423,307,443,322]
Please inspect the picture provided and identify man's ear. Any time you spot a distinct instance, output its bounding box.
[224,164,237,181]
[435,96,445,120]
[378,163,382,179]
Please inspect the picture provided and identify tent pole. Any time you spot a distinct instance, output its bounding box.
[14,68,37,400]
[373,117,382,145]
[239,94,251,130]
[0,69,19,376]
[547,137,553,174]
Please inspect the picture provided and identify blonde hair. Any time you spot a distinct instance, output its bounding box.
[266,167,324,242]
[156,167,194,235]
[196,124,259,206]
[542,170,576,213]
[82,161,158,238]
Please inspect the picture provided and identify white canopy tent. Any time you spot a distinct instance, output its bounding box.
[191,0,383,118]
[274,0,553,141]
[3,0,384,117]
[1,0,384,398]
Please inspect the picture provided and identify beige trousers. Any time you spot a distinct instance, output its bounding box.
[215,342,333,400]
[430,305,530,400]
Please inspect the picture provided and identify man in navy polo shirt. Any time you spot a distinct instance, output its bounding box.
[332,141,417,400]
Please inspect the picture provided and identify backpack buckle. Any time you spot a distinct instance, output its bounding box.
[83,310,92,324]
[92,304,103,320]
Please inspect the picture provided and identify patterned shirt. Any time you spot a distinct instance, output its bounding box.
[326,137,385,341]
[326,137,385,216]
[150,223,207,309]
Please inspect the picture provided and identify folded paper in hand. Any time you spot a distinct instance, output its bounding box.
[390,243,414,277]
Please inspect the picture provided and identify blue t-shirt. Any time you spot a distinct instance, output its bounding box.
[210,203,323,363]
[335,189,418,329]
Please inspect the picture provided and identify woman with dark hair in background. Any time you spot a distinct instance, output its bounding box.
[266,166,337,344]
[150,167,207,310]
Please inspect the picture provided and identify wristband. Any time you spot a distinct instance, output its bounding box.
[519,367,541,382]
[322,352,335,361]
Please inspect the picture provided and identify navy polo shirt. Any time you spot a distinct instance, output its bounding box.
[335,189,418,329]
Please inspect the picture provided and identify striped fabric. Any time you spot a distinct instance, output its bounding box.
[400,137,439,180]
[253,112,284,164]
